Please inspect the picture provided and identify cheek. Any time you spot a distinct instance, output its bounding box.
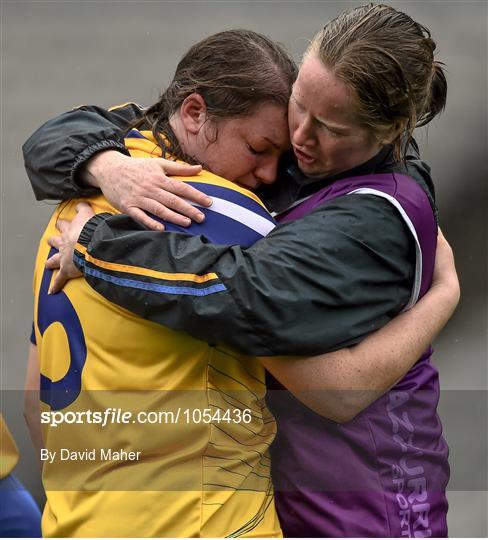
[222,150,256,181]
[287,106,300,136]
[316,133,340,159]
[235,154,257,178]
[320,133,360,156]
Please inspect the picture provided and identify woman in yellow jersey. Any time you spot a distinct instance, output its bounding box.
[26,29,459,538]
[28,29,293,538]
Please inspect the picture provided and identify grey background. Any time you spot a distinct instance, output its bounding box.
[1,0,486,536]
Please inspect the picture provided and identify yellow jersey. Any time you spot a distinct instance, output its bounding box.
[33,130,281,537]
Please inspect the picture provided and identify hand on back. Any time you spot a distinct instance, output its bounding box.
[84,150,211,230]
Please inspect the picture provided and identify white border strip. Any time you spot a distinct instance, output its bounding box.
[347,188,423,310]
[190,197,276,237]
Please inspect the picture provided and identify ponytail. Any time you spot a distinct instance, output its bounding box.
[417,61,448,127]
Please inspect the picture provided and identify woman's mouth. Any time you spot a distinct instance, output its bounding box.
[293,146,316,164]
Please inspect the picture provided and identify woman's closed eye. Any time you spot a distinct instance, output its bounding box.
[247,144,265,155]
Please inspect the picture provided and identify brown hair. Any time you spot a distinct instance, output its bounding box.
[132,29,297,162]
[308,3,447,159]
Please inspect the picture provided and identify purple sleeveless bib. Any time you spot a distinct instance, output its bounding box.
[268,173,449,537]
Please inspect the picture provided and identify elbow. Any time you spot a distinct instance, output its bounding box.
[323,406,360,425]
[312,393,375,424]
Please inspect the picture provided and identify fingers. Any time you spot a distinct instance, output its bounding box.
[46,261,83,294]
[75,202,93,212]
[119,180,208,225]
[140,197,197,227]
[150,197,205,224]
[56,220,70,233]
[95,156,211,226]
[161,176,212,208]
[141,187,207,223]
[45,253,61,269]
[75,202,95,219]
[158,161,202,178]
[48,270,68,295]
[154,161,211,208]
[126,207,165,232]
[47,235,63,249]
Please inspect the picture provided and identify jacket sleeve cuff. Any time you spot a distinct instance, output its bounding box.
[71,140,130,188]
[77,213,113,248]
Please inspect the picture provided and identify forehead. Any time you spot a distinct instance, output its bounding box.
[236,103,290,145]
[294,54,357,123]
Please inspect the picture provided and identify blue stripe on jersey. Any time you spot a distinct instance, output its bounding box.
[184,182,275,225]
[153,209,265,248]
[126,129,147,139]
[75,255,227,296]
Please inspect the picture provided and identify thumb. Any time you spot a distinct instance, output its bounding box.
[76,202,94,214]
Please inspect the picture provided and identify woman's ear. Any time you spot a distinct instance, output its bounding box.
[180,93,207,134]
